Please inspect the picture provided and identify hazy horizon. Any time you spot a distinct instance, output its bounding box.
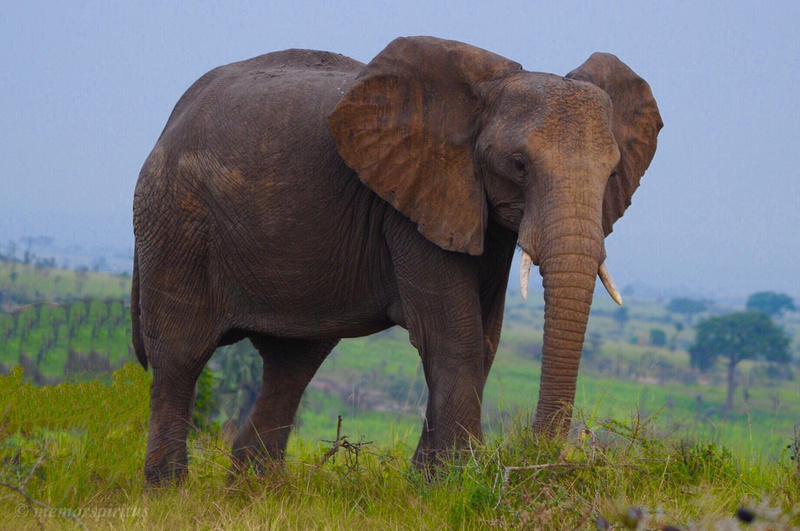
[2,2,799,302]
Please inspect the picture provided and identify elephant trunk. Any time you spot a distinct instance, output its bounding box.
[525,210,605,436]
[534,250,599,435]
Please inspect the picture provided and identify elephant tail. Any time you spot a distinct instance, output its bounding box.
[131,248,148,370]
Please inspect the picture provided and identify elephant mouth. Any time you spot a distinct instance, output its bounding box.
[518,249,622,306]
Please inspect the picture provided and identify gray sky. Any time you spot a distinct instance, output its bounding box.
[1,1,798,301]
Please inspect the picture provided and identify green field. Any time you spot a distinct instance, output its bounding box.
[299,326,800,463]
[0,261,131,306]
[1,364,797,528]
[1,260,799,527]
[0,299,132,383]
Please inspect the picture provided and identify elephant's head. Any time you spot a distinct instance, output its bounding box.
[328,37,662,435]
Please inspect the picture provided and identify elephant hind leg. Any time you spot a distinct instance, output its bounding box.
[231,337,338,474]
[144,341,217,486]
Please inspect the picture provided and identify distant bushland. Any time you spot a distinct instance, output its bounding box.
[0,260,130,308]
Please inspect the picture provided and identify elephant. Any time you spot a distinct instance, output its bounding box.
[131,36,662,485]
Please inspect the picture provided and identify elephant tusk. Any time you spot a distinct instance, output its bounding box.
[598,263,623,306]
[519,251,533,301]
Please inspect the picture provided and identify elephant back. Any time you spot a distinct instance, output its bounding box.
[157,49,364,144]
[230,49,364,73]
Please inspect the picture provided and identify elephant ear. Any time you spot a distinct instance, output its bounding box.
[566,53,663,236]
[328,37,521,255]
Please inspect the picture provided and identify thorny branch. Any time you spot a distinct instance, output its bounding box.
[314,415,372,471]
[502,461,586,484]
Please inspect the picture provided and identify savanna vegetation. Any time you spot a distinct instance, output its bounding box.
[1,257,799,528]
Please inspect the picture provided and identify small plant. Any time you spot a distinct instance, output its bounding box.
[788,424,800,473]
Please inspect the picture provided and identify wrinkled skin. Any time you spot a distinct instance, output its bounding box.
[132,37,662,485]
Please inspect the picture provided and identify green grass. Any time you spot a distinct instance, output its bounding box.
[1,365,798,529]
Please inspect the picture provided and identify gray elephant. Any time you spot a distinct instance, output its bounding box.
[131,36,662,484]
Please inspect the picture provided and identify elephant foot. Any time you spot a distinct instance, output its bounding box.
[532,405,573,440]
[413,447,476,483]
[230,454,284,480]
[411,445,438,469]
[411,450,439,483]
[144,452,189,487]
[230,436,286,478]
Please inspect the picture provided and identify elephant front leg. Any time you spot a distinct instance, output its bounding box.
[386,225,490,470]
[410,326,486,469]
[232,337,338,474]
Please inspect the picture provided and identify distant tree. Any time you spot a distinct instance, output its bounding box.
[669,321,684,351]
[745,291,796,316]
[34,256,56,277]
[92,256,110,272]
[689,312,790,411]
[649,328,667,347]
[6,241,17,262]
[622,284,635,297]
[75,266,89,294]
[666,298,707,324]
[613,306,629,332]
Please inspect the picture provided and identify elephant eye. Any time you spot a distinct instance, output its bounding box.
[509,156,527,179]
